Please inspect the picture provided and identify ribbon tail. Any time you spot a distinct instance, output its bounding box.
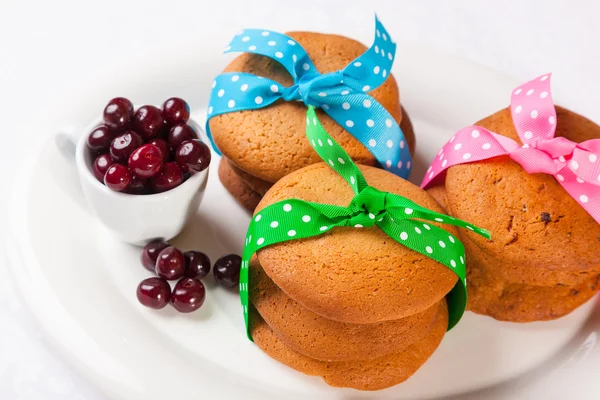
[510,73,556,143]
[240,248,252,340]
[322,94,412,179]
[376,216,468,330]
[556,167,600,224]
[342,15,396,91]
[383,193,491,239]
[306,106,369,193]
[225,29,317,80]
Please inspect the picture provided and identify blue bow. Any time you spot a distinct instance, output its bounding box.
[206,16,412,178]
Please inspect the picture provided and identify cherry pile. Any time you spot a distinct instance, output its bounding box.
[87,97,211,194]
[136,239,242,313]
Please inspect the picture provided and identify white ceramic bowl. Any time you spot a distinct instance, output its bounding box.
[74,115,209,245]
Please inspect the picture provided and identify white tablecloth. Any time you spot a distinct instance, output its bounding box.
[1,0,599,398]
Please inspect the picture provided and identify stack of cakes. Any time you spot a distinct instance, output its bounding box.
[427,106,600,322]
[211,31,415,212]
[248,162,458,390]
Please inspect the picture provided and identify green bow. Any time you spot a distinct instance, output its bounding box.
[240,106,490,339]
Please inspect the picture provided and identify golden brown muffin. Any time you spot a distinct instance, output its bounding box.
[427,106,600,321]
[250,300,448,391]
[256,163,459,324]
[250,256,439,361]
[218,158,261,212]
[210,31,411,183]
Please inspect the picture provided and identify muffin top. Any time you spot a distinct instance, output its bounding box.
[209,31,403,183]
[442,106,600,270]
[256,163,458,324]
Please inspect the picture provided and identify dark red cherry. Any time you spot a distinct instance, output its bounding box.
[104,164,132,192]
[162,98,190,126]
[128,144,164,179]
[213,254,241,289]
[110,130,143,163]
[184,251,211,279]
[147,138,170,160]
[132,105,164,140]
[150,162,183,193]
[87,125,114,152]
[171,278,205,313]
[167,124,197,150]
[93,153,114,182]
[126,175,150,194]
[136,277,171,309]
[103,97,134,131]
[141,240,169,271]
[175,140,211,173]
[155,246,186,280]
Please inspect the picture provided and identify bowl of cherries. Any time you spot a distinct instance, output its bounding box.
[75,97,211,245]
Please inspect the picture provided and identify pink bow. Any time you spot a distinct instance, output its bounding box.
[421,74,600,224]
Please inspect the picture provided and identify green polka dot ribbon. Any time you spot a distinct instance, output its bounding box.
[240,106,491,340]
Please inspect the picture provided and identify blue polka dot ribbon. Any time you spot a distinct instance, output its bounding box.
[206,16,412,178]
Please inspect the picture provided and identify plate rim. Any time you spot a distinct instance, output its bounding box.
[7,42,591,400]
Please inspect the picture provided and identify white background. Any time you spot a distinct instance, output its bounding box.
[1,0,600,398]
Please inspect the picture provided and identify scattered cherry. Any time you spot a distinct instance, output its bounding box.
[155,246,186,280]
[137,277,171,309]
[93,153,114,182]
[110,130,143,163]
[175,140,211,173]
[150,162,183,193]
[168,124,197,150]
[171,278,205,313]
[184,251,211,279]
[213,254,242,289]
[147,138,170,160]
[162,98,190,126]
[104,164,132,192]
[103,97,134,131]
[87,125,114,152]
[126,176,150,194]
[141,240,169,271]
[133,105,164,140]
[128,144,164,179]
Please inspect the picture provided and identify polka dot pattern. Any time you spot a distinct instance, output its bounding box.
[342,17,395,91]
[510,73,556,142]
[421,73,600,225]
[324,91,411,178]
[205,17,412,179]
[237,107,492,337]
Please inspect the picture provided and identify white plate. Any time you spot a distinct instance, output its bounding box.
[6,41,600,400]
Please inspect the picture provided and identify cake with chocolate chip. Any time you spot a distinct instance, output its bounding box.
[426,106,600,321]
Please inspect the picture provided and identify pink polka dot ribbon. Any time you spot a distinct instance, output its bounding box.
[421,74,600,224]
